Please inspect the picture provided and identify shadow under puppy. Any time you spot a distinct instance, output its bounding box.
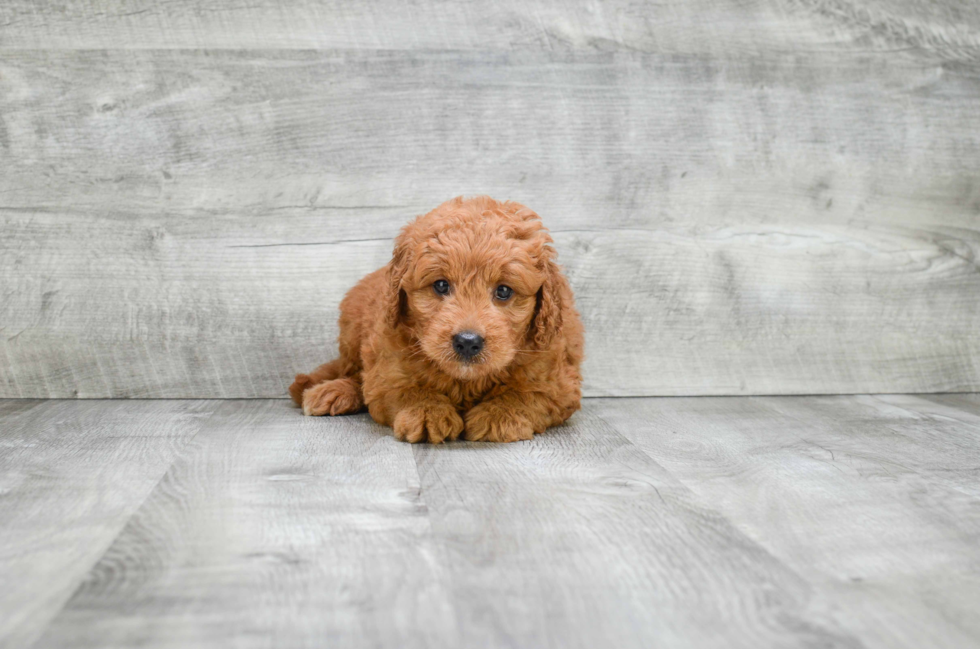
[290,196,584,443]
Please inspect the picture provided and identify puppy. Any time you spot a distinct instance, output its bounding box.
[289,196,583,443]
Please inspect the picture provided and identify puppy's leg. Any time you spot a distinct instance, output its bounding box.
[302,376,364,416]
[289,359,343,406]
[367,388,463,445]
[464,390,578,443]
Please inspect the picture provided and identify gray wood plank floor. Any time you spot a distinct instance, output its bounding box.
[2,395,979,648]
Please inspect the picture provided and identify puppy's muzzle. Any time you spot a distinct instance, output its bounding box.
[452,331,484,361]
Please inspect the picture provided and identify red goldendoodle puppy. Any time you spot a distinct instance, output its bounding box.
[289,196,584,443]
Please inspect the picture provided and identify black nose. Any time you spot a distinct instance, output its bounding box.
[452,331,484,360]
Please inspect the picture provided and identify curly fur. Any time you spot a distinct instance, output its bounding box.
[289,196,584,443]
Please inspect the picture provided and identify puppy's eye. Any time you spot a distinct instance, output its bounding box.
[433,279,450,295]
[494,285,514,301]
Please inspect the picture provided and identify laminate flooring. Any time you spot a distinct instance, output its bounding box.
[2,395,978,648]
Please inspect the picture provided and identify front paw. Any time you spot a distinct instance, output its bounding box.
[393,400,464,444]
[463,401,535,443]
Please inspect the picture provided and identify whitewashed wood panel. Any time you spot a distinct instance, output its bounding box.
[0,399,218,649]
[3,209,980,397]
[1,47,979,397]
[2,50,979,225]
[2,0,978,59]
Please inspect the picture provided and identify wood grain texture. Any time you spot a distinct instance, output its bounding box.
[0,399,217,649]
[3,396,979,646]
[411,408,859,648]
[592,395,980,649]
[26,401,863,649]
[2,47,979,397]
[3,50,980,223]
[1,0,978,62]
[920,392,980,417]
[33,400,459,649]
[4,210,979,399]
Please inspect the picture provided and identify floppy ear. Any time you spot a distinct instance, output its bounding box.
[383,238,410,330]
[531,259,566,349]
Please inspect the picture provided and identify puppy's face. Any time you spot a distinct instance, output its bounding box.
[390,199,553,381]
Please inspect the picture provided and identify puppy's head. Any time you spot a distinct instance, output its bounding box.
[383,196,564,381]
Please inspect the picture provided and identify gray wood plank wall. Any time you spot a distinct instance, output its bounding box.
[1,1,979,398]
